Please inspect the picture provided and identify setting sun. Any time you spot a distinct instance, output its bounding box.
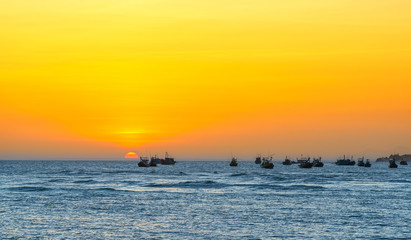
[124,152,139,159]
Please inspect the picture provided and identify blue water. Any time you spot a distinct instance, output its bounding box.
[0,161,409,239]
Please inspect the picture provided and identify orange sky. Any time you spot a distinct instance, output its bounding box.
[1,1,410,160]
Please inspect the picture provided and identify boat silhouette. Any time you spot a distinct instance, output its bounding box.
[138,157,150,167]
[298,157,313,168]
[161,152,176,165]
[255,155,262,164]
[364,159,371,167]
[260,157,274,169]
[229,157,238,166]
[336,155,355,165]
[312,157,324,167]
[389,159,398,168]
[357,157,365,167]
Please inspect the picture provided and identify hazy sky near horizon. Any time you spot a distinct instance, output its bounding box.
[1,1,410,160]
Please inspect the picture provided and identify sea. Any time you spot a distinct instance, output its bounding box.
[0,160,409,239]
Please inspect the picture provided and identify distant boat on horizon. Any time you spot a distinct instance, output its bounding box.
[312,157,324,167]
[282,156,295,165]
[255,156,262,164]
[389,159,398,168]
[229,157,238,166]
[138,156,150,167]
[357,157,365,167]
[161,152,176,165]
[150,155,162,164]
[297,156,310,164]
[298,157,313,168]
[336,155,355,165]
[260,157,274,169]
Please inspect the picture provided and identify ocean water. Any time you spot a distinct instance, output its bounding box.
[0,161,409,239]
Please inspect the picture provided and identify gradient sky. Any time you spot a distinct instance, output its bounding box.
[1,1,410,160]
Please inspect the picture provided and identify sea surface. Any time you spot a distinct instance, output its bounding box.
[0,160,409,239]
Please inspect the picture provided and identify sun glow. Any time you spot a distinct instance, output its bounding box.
[124,152,139,159]
[1,0,410,160]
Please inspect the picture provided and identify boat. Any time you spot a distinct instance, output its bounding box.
[150,155,162,164]
[255,156,262,164]
[138,157,150,167]
[389,159,398,168]
[312,157,324,167]
[298,158,313,168]
[282,156,293,165]
[229,157,238,166]
[399,160,408,165]
[149,159,157,167]
[335,155,355,165]
[297,156,310,164]
[364,159,371,167]
[260,157,274,169]
[161,152,176,165]
[357,157,365,167]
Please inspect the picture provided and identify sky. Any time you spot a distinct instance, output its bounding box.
[1,0,410,160]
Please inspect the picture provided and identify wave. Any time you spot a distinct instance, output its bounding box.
[144,180,229,189]
[73,179,96,184]
[388,179,410,183]
[94,187,117,191]
[102,170,142,174]
[7,186,51,192]
[48,179,65,183]
[230,173,248,177]
[143,181,326,191]
[285,184,326,190]
[265,176,288,181]
[252,184,326,191]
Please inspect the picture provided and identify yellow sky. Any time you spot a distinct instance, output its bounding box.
[1,0,410,160]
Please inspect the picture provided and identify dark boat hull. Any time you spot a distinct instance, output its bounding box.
[312,162,323,167]
[336,160,355,165]
[298,163,313,168]
[260,163,274,169]
[400,161,408,165]
[161,158,176,165]
[138,162,150,167]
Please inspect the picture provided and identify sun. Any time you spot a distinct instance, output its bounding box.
[125,152,139,159]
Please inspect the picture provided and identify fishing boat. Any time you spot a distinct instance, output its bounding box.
[255,156,262,164]
[150,155,162,164]
[389,159,398,168]
[149,158,158,167]
[138,157,150,167]
[364,159,371,167]
[399,160,408,165]
[161,152,176,165]
[260,157,274,169]
[298,158,313,168]
[229,157,238,166]
[297,156,310,164]
[357,157,365,167]
[282,156,293,165]
[335,155,355,165]
[312,157,324,167]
